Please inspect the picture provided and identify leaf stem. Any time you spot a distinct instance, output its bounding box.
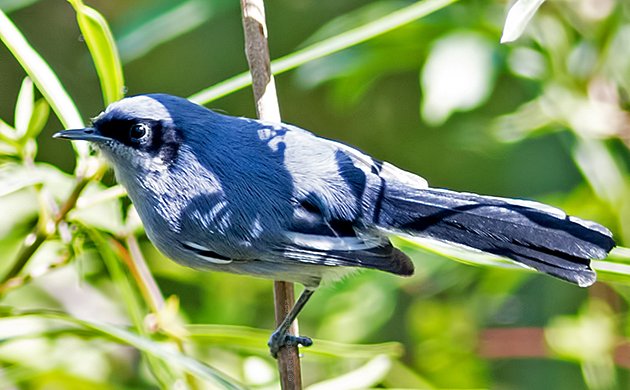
[113,235,199,389]
[122,234,165,312]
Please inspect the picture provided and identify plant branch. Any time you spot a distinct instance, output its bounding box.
[121,234,165,313]
[239,0,303,388]
[112,235,199,390]
[0,174,93,287]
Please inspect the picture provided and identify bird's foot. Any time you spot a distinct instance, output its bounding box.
[268,330,313,358]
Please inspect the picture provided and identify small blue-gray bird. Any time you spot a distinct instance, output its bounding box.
[54,94,615,356]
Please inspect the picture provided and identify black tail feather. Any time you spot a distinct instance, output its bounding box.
[377,187,615,286]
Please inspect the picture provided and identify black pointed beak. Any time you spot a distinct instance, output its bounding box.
[53,127,108,142]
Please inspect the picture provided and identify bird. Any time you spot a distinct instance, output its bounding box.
[54,93,616,357]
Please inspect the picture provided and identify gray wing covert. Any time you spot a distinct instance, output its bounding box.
[268,125,416,276]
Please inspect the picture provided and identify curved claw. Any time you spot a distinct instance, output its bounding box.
[268,331,313,358]
[267,289,317,358]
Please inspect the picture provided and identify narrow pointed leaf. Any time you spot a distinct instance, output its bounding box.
[0,0,41,13]
[0,9,87,157]
[0,309,245,390]
[24,98,50,141]
[190,0,459,104]
[306,355,392,390]
[84,227,176,387]
[501,0,546,43]
[591,247,630,284]
[0,163,42,197]
[14,77,34,137]
[186,324,404,358]
[68,0,125,105]
[0,119,19,149]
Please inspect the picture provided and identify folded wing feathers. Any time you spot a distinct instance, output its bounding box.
[277,232,414,276]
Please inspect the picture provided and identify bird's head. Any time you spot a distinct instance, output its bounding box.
[53,94,204,171]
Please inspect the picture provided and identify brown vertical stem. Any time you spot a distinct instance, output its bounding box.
[272,281,301,387]
[239,1,303,389]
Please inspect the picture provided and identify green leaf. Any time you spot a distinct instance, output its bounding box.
[395,236,522,271]
[12,77,50,154]
[186,324,404,359]
[14,77,33,137]
[501,0,546,43]
[0,119,20,155]
[82,227,176,387]
[68,0,124,106]
[0,9,87,158]
[0,163,42,198]
[189,0,459,104]
[0,119,15,140]
[70,184,128,235]
[0,10,83,129]
[401,235,630,285]
[383,360,436,389]
[306,355,392,390]
[69,200,124,235]
[0,0,41,13]
[294,1,431,107]
[116,0,222,64]
[24,98,50,141]
[572,138,626,208]
[0,308,245,389]
[591,247,630,284]
[0,365,38,388]
[70,184,125,235]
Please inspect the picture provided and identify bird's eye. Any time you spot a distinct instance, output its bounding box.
[129,123,149,142]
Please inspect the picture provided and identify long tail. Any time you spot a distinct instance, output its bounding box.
[376,187,615,287]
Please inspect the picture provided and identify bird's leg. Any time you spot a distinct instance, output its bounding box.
[268,288,315,358]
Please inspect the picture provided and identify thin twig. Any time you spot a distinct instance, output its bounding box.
[0,174,93,287]
[0,253,70,295]
[113,235,199,390]
[0,155,108,290]
[239,1,303,388]
[122,234,165,312]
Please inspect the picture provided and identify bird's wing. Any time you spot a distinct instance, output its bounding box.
[269,236,413,277]
[268,188,414,276]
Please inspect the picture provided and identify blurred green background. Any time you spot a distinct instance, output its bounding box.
[0,0,629,388]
